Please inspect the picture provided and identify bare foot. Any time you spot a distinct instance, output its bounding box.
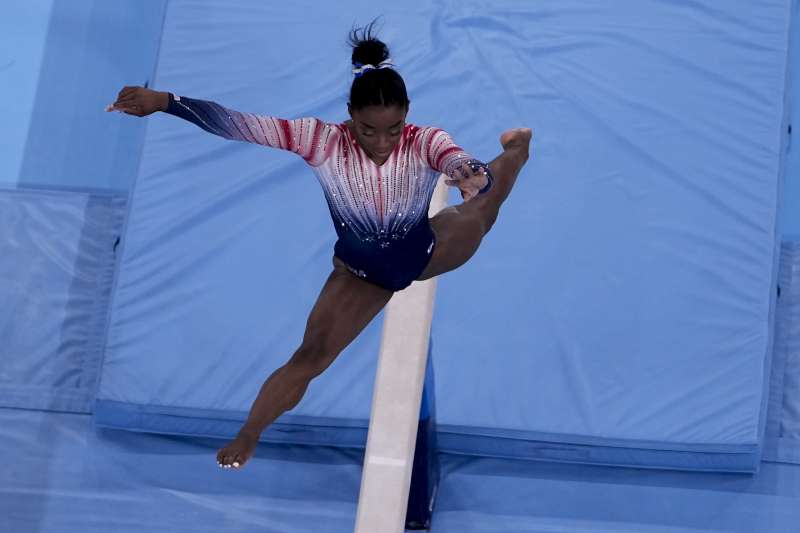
[216,430,259,470]
[500,128,532,152]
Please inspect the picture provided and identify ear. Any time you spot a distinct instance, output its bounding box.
[347,103,353,118]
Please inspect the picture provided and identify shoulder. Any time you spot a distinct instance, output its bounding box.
[288,118,341,165]
[299,117,337,131]
[406,123,442,135]
[407,124,457,154]
[405,123,449,140]
[300,118,343,144]
[409,124,454,141]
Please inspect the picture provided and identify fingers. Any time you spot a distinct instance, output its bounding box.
[461,162,488,179]
[452,164,487,186]
[445,164,489,202]
[114,94,138,106]
[462,163,479,179]
[117,86,140,99]
[107,105,141,116]
[106,99,143,115]
[112,103,140,113]
[445,163,488,203]
[106,86,143,114]
[111,93,141,110]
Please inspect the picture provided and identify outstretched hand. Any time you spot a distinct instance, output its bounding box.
[105,86,168,117]
[445,163,490,202]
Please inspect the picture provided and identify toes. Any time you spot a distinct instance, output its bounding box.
[216,436,256,470]
[217,449,233,468]
[216,449,244,469]
[228,450,244,469]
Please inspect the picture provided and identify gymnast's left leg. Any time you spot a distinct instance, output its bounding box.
[417,127,532,280]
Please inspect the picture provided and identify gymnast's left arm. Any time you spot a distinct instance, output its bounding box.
[417,127,494,202]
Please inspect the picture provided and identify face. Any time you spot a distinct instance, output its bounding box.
[348,104,408,161]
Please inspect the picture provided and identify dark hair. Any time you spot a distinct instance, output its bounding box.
[347,20,410,111]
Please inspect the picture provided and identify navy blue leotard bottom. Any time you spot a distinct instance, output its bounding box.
[329,161,493,291]
[333,218,436,292]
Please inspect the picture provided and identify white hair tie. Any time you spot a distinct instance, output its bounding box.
[352,58,395,78]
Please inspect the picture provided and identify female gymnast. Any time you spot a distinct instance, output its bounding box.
[107,24,531,470]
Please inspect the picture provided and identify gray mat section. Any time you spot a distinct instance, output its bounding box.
[0,188,125,413]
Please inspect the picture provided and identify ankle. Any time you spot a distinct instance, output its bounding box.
[238,424,262,440]
[504,147,529,166]
[507,138,530,152]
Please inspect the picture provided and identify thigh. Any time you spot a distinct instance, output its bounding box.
[416,146,523,282]
[416,201,487,281]
[300,256,394,364]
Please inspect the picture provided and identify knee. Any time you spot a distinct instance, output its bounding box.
[286,334,337,381]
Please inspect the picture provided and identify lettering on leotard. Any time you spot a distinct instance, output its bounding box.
[346,264,367,278]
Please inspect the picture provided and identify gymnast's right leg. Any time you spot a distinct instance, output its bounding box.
[216,257,394,469]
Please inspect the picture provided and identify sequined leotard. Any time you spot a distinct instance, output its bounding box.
[164,93,492,291]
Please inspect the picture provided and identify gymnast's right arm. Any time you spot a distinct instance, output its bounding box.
[106,86,330,163]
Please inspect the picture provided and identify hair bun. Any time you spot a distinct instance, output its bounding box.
[349,20,389,67]
[347,19,410,111]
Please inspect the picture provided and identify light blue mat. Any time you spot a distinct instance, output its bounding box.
[93,0,792,472]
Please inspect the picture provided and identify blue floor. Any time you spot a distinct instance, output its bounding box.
[3,407,798,533]
[2,3,799,532]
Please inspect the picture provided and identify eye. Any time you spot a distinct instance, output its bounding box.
[389,129,401,136]
[361,130,374,137]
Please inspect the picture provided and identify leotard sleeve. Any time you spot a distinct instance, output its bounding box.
[415,126,493,193]
[163,93,333,166]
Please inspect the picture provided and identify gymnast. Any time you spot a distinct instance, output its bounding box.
[107,22,531,470]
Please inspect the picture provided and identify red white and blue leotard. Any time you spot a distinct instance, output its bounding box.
[164,93,492,290]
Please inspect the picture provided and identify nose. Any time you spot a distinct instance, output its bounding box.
[376,135,392,152]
